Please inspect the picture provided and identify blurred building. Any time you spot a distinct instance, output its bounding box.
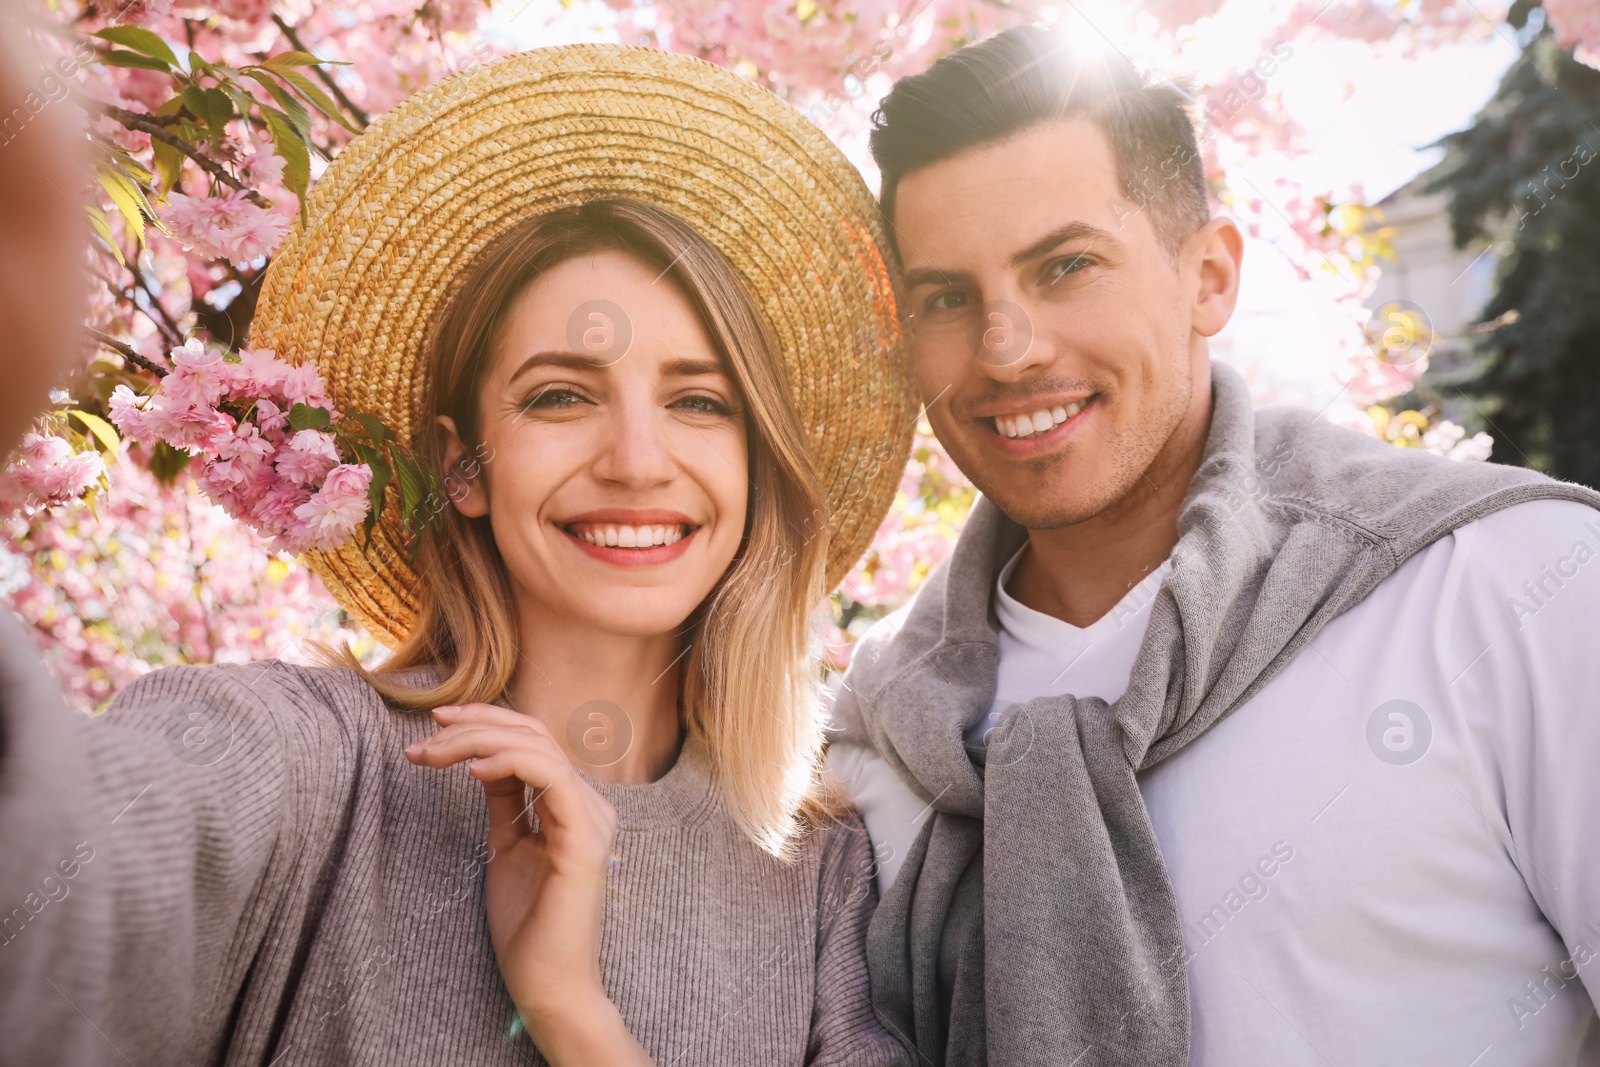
[1366,175,1503,383]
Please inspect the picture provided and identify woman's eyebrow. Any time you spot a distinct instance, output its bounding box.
[660,357,727,378]
[508,350,613,385]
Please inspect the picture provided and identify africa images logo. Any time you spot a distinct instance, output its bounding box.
[1365,698,1432,766]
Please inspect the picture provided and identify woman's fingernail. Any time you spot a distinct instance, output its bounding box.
[406,739,427,753]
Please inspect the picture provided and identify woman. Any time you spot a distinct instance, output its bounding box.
[0,45,916,1066]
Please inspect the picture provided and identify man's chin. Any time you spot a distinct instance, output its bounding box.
[970,479,1122,532]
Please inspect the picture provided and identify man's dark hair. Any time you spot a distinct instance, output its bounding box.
[869,25,1211,260]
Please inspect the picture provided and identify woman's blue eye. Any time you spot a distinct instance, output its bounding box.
[522,388,585,412]
[674,395,730,415]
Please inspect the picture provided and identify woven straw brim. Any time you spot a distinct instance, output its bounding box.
[250,44,915,650]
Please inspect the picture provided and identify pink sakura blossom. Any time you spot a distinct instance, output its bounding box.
[228,345,293,397]
[107,340,373,557]
[290,463,375,551]
[1545,0,1600,68]
[242,143,287,185]
[250,475,315,531]
[1,456,386,713]
[211,0,280,25]
[1337,348,1428,407]
[160,189,290,265]
[37,0,1516,688]
[0,434,107,516]
[280,361,333,410]
[1142,0,1225,32]
[275,429,342,488]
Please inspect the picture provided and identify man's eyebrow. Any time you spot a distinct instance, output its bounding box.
[1009,221,1120,267]
[901,221,1121,290]
[904,266,975,290]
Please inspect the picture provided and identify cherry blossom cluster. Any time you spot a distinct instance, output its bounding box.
[107,339,373,555]
[7,0,1597,693]
[0,434,108,517]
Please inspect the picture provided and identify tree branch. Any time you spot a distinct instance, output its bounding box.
[88,328,169,377]
[89,259,187,352]
[128,263,188,344]
[95,102,272,209]
[271,14,370,128]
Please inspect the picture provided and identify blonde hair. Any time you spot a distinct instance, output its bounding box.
[310,199,847,858]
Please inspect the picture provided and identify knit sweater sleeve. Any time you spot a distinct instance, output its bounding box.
[805,810,914,1067]
[0,641,336,1066]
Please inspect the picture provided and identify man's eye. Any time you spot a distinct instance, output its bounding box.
[926,289,973,314]
[1043,253,1095,286]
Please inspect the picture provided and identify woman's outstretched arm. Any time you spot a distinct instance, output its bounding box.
[0,610,296,1066]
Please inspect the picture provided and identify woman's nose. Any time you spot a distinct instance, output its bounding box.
[591,400,676,489]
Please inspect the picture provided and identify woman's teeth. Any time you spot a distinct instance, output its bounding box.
[570,523,686,548]
[993,399,1089,440]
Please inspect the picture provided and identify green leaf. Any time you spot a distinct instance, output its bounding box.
[84,204,125,267]
[91,27,178,68]
[262,50,348,68]
[352,442,391,550]
[243,72,312,142]
[99,49,173,72]
[149,439,193,484]
[259,104,311,211]
[391,449,426,537]
[105,144,155,187]
[181,85,234,142]
[97,168,146,246]
[263,67,361,133]
[417,452,445,509]
[150,137,185,203]
[188,51,212,77]
[288,403,332,431]
[348,411,392,445]
[108,157,168,238]
[65,409,121,454]
[217,83,259,129]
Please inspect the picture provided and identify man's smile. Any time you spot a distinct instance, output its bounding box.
[970,392,1101,452]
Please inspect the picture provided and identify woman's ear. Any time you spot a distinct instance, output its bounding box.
[435,414,490,518]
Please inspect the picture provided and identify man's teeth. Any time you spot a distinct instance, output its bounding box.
[571,523,686,548]
[993,399,1089,439]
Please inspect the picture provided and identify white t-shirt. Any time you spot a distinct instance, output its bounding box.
[826,499,1600,1065]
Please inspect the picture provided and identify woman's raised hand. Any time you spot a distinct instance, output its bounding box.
[404,703,655,1066]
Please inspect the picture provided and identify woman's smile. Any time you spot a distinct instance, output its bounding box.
[559,508,701,568]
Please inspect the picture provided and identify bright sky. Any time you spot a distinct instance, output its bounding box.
[490,0,1521,414]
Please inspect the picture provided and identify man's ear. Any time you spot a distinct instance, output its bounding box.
[1188,217,1244,339]
[435,415,489,518]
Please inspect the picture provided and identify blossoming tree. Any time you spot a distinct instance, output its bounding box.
[7,0,1596,708]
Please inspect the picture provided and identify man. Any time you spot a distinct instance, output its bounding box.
[826,23,1600,1067]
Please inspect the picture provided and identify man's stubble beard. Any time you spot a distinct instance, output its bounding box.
[951,359,1196,533]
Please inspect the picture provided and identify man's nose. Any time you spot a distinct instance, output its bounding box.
[971,298,1056,384]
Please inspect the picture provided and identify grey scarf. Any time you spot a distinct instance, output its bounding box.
[831,361,1600,1066]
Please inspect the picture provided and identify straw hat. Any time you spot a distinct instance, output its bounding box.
[250,43,915,650]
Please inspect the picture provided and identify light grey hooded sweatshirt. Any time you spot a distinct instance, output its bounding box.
[830,360,1600,1066]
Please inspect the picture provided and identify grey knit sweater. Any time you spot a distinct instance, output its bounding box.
[0,610,911,1067]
